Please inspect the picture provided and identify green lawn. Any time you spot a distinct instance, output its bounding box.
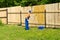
[0,25,60,40]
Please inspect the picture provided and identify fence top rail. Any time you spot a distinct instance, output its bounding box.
[0,9,7,12]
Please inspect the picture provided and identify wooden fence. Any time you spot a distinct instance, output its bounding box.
[0,3,60,28]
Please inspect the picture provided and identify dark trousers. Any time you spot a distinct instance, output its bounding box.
[25,18,29,30]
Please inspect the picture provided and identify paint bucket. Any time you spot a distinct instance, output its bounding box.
[38,26,45,30]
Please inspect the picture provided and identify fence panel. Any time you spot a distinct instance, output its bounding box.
[8,6,21,24]
[0,9,7,24]
[8,13,20,24]
[31,5,45,27]
[46,13,55,28]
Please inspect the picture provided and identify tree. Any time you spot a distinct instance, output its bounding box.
[0,0,60,8]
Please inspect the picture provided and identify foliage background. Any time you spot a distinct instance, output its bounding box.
[0,0,59,7]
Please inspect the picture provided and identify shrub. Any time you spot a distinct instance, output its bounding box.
[18,22,22,26]
[0,20,4,26]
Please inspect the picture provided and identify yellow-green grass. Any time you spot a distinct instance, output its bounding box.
[0,25,60,40]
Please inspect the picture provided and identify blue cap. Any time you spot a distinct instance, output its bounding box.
[29,10,32,13]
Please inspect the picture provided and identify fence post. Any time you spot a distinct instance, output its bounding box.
[20,11,22,26]
[6,9,8,24]
[45,10,46,28]
[58,2,59,10]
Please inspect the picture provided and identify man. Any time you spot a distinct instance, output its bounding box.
[25,10,32,30]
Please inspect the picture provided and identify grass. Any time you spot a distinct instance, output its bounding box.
[0,25,60,40]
